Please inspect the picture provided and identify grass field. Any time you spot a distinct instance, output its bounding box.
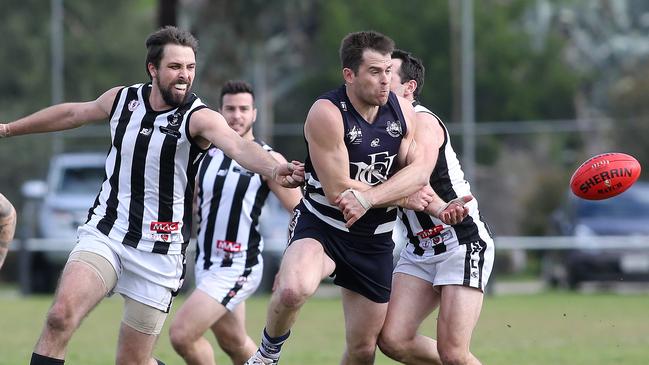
[1,289,647,365]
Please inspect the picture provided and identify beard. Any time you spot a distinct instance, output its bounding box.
[157,78,191,107]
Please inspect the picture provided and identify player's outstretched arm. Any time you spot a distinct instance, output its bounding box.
[190,108,304,188]
[266,151,303,211]
[0,87,122,138]
[0,193,16,270]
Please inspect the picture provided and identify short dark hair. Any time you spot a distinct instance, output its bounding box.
[145,26,199,79]
[220,80,255,107]
[339,31,395,74]
[392,49,425,99]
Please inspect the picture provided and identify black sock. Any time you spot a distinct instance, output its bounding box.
[259,328,290,360]
[155,359,166,365]
[30,353,64,365]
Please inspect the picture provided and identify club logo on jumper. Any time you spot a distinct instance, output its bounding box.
[350,151,396,185]
[167,112,182,126]
[347,125,362,144]
[370,138,380,147]
[150,221,181,233]
[386,120,403,138]
[128,100,140,111]
[216,240,242,252]
[340,101,348,111]
[139,127,153,136]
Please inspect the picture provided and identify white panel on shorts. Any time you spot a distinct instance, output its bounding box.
[74,224,184,312]
[394,238,495,292]
[194,257,263,311]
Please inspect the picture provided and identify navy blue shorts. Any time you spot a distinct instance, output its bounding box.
[288,203,394,303]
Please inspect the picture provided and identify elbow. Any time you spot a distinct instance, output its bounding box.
[412,170,430,189]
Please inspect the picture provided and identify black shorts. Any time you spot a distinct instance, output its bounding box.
[288,203,394,303]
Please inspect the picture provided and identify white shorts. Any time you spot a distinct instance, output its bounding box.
[72,224,185,312]
[394,238,494,291]
[194,255,263,311]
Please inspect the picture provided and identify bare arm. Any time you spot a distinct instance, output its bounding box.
[364,97,440,207]
[0,87,122,137]
[335,98,441,226]
[265,151,303,211]
[304,99,367,204]
[189,108,303,188]
[0,194,16,270]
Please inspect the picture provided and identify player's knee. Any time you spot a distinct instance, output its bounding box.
[377,332,407,361]
[276,285,310,309]
[438,344,469,365]
[168,322,191,353]
[45,301,76,333]
[346,343,376,363]
[217,333,248,355]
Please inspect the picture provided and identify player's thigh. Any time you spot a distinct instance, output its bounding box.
[437,285,483,346]
[278,237,335,291]
[211,302,248,344]
[382,272,440,339]
[341,288,388,347]
[51,259,110,320]
[171,288,229,339]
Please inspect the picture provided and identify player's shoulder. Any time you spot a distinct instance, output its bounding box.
[307,98,341,123]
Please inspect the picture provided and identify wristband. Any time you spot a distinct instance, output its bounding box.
[434,197,466,217]
[271,166,279,181]
[343,188,373,211]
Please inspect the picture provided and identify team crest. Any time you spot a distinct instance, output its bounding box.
[128,100,140,111]
[347,125,362,144]
[167,112,181,126]
[386,120,403,137]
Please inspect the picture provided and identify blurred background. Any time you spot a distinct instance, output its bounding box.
[1,0,649,294]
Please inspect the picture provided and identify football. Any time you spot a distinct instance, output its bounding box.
[570,152,641,200]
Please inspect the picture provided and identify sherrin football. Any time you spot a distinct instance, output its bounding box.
[570,152,641,200]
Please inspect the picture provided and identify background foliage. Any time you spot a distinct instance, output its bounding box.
[2,0,648,236]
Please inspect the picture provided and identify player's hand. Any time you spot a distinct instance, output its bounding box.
[0,123,11,138]
[400,185,435,211]
[429,195,473,225]
[335,188,371,228]
[274,161,305,188]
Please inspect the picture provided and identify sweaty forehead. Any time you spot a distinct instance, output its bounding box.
[361,49,392,69]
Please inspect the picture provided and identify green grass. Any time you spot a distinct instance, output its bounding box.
[1,290,648,365]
